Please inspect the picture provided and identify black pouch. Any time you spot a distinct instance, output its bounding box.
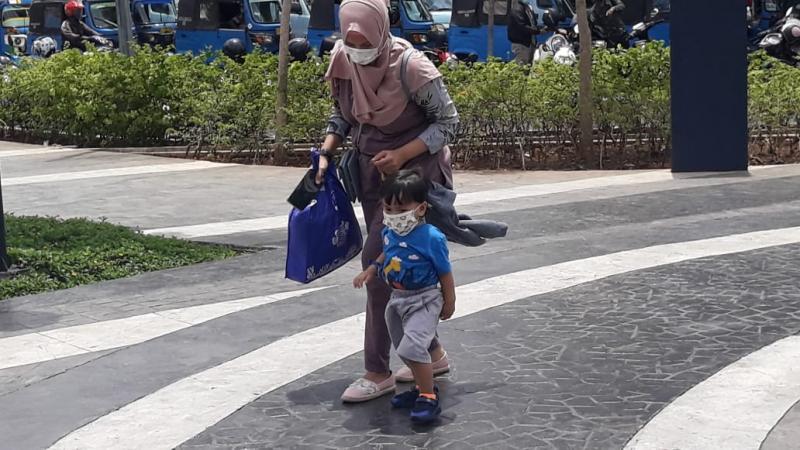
[338,149,361,203]
[287,169,321,210]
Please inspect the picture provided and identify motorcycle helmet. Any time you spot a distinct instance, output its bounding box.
[32,37,58,58]
[64,0,83,17]
[222,38,246,62]
[319,34,341,57]
[781,20,800,45]
[288,38,311,62]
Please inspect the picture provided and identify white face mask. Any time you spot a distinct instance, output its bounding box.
[383,208,422,236]
[344,45,380,65]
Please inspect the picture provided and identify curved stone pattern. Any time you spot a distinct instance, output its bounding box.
[180,244,800,449]
[761,400,800,450]
[626,336,800,450]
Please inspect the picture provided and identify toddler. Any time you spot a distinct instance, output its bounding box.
[354,169,456,423]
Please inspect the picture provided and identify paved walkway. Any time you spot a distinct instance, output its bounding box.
[1,141,800,449]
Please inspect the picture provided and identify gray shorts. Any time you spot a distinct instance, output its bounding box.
[385,286,444,364]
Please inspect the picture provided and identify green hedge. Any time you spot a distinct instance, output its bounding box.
[2,215,238,300]
[1,44,798,169]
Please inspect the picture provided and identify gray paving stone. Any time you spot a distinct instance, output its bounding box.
[5,175,800,341]
[4,144,800,449]
[181,244,800,449]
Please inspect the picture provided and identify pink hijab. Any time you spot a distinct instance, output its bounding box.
[324,0,441,127]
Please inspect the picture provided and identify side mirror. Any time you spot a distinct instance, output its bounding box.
[290,2,302,14]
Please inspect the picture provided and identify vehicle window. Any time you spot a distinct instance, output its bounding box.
[308,0,335,29]
[536,0,554,7]
[403,0,432,21]
[90,1,118,29]
[250,0,281,23]
[422,0,451,11]
[177,0,243,29]
[219,0,243,27]
[389,2,401,26]
[2,6,29,28]
[653,0,670,13]
[42,4,63,29]
[481,0,507,17]
[136,2,177,24]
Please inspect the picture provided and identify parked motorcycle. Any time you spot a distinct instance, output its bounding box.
[65,34,114,52]
[757,6,800,66]
[627,8,665,47]
[419,45,456,67]
[532,10,577,66]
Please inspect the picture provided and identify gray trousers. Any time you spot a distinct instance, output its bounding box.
[512,43,533,65]
[385,287,444,364]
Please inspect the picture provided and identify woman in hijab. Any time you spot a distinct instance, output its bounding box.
[315,0,459,403]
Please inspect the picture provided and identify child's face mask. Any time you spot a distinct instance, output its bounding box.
[383,206,424,236]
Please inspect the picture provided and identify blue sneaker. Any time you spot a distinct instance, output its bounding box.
[410,396,441,423]
[391,388,419,409]
[391,386,438,409]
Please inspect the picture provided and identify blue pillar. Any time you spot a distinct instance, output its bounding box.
[671,0,749,172]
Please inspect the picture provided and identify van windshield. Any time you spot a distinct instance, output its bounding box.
[402,0,432,21]
[90,1,118,29]
[135,2,177,25]
[421,0,450,12]
[249,0,281,23]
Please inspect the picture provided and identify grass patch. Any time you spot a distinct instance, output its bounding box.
[1,215,239,300]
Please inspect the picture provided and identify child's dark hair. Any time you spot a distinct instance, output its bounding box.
[379,169,428,205]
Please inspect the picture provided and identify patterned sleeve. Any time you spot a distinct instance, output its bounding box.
[413,78,459,155]
[325,97,353,140]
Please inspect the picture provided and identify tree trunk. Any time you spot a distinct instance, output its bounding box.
[487,0,495,59]
[274,0,293,162]
[576,0,593,167]
[114,0,133,56]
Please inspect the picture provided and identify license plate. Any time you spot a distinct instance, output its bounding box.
[160,28,174,34]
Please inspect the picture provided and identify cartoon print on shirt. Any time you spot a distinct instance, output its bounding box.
[384,256,405,289]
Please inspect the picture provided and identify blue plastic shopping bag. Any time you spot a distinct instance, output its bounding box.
[285,150,363,283]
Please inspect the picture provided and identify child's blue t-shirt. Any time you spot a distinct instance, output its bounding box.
[381,224,451,291]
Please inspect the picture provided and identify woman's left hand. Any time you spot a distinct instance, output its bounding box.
[371,149,408,176]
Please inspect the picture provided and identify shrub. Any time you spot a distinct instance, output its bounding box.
[1,44,798,169]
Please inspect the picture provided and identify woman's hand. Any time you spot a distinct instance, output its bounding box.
[371,150,408,176]
[371,139,429,177]
[315,154,329,185]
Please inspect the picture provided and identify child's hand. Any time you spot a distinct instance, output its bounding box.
[353,269,375,289]
[440,299,455,320]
